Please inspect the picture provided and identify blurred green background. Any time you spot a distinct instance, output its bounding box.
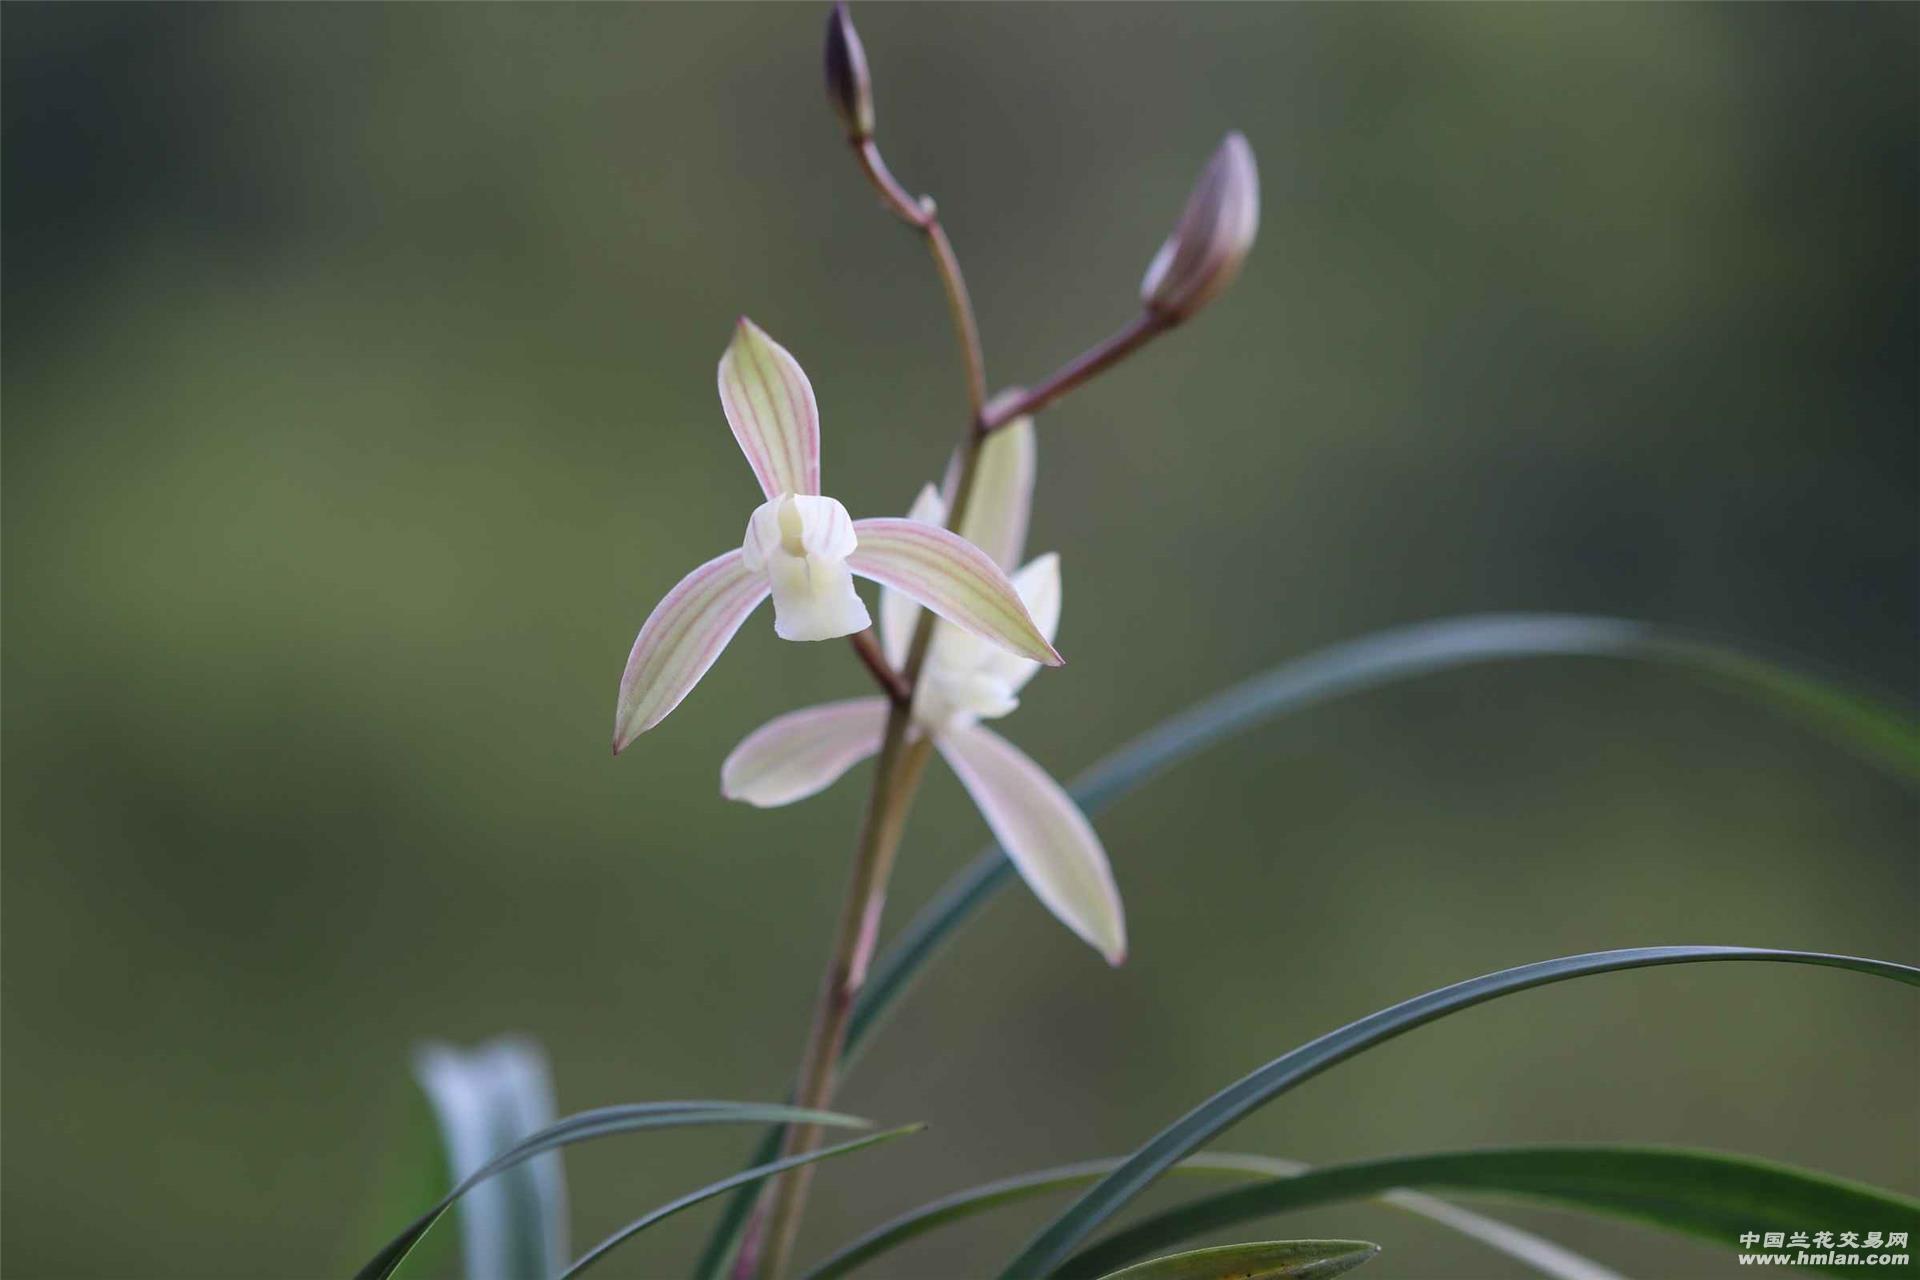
[4,4,1915,1278]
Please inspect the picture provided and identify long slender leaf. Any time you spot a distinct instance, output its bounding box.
[413,1037,568,1280]
[1095,1240,1378,1280]
[342,1078,461,1279]
[564,1125,924,1279]
[694,1141,777,1280]
[1060,1147,1920,1280]
[803,1154,1618,1280]
[1377,1189,1624,1280]
[1000,947,1920,1278]
[356,1102,869,1280]
[696,614,1919,1280]
[859,616,1919,1074]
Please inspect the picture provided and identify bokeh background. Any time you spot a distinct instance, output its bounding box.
[4,5,1915,1278]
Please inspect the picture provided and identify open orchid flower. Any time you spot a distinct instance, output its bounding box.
[613,319,1062,753]
[721,420,1126,965]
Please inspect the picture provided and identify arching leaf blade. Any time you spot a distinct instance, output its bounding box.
[699,614,1918,1279]
[412,1036,568,1280]
[1000,947,1920,1278]
[803,1153,1616,1280]
[563,1125,924,1280]
[692,1128,783,1280]
[1094,1239,1378,1280]
[355,1101,869,1280]
[1060,1147,1920,1280]
[855,615,1920,1080]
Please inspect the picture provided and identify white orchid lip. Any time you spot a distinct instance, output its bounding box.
[742,494,871,641]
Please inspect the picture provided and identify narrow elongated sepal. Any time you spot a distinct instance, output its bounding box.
[1007,553,1062,660]
[848,519,1063,667]
[718,318,822,502]
[614,550,769,752]
[935,724,1124,964]
[721,698,891,807]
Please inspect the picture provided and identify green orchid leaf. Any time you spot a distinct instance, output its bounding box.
[1093,1240,1377,1280]
[563,1125,924,1279]
[1060,1147,1920,1280]
[803,1153,1616,1280]
[412,1037,568,1280]
[999,947,1920,1278]
[355,1101,869,1280]
[858,616,1919,1081]
[341,1080,459,1280]
[699,614,1918,1279]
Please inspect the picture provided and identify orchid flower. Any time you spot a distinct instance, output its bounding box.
[612,319,1062,753]
[720,420,1126,965]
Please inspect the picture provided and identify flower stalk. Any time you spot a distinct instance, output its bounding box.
[755,716,933,1279]
[741,12,1259,1276]
[755,26,1005,1275]
[846,629,910,706]
[978,310,1173,434]
[757,145,992,1280]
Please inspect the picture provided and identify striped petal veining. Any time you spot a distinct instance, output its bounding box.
[717,318,821,502]
[848,518,1063,668]
[613,549,770,752]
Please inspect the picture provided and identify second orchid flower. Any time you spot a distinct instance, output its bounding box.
[721,420,1127,965]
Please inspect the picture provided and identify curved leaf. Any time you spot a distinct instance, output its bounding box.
[1061,1147,1920,1280]
[803,1154,1617,1280]
[1000,947,1920,1278]
[413,1037,567,1280]
[344,1080,460,1279]
[563,1125,924,1279]
[699,614,1919,1277]
[857,614,1920,1075]
[354,1101,868,1280]
[1095,1240,1377,1280]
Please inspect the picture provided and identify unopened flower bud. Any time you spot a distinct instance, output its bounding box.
[824,3,875,142]
[1139,132,1260,323]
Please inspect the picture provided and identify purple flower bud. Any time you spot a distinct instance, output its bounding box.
[824,3,874,142]
[1139,132,1260,323]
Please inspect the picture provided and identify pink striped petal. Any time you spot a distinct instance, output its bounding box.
[613,549,769,752]
[717,318,821,501]
[877,484,947,669]
[847,519,1063,668]
[936,724,1126,965]
[721,698,891,807]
